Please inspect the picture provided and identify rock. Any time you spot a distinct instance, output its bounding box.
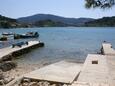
[0,79,5,85]
[21,82,29,86]
[43,81,50,86]
[21,78,31,86]
[22,78,30,82]
[2,55,12,61]
[0,69,4,80]
[38,81,44,86]
[63,84,68,86]
[29,81,38,86]
[51,83,63,86]
[39,42,45,47]
[4,77,14,84]
[0,61,17,72]
[51,84,57,86]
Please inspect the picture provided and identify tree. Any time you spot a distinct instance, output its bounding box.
[85,0,115,8]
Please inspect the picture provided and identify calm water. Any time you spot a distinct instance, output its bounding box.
[0,27,115,64]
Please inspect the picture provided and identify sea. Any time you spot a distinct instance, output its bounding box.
[0,27,115,65]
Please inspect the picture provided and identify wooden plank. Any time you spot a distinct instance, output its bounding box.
[102,43,115,55]
[24,61,82,84]
[77,54,109,85]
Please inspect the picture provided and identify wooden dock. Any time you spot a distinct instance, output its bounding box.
[0,41,44,61]
[24,61,82,84]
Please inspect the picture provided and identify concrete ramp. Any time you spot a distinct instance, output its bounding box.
[102,43,115,55]
[24,61,82,84]
[76,54,109,85]
[106,55,115,86]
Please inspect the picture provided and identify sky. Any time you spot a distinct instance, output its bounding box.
[0,0,115,19]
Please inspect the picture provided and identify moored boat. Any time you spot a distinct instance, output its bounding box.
[14,32,39,39]
[0,36,7,41]
[2,32,14,36]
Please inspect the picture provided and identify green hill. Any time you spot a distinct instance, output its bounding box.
[0,15,19,28]
[34,19,66,27]
[85,16,115,27]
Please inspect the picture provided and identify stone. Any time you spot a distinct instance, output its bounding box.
[0,69,4,80]
[29,81,38,86]
[0,61,17,72]
[0,79,5,85]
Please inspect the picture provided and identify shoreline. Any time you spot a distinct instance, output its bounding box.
[3,60,83,83]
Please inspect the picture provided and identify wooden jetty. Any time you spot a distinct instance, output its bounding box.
[0,41,44,61]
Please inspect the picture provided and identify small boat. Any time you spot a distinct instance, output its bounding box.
[0,36,7,41]
[2,32,14,36]
[14,32,39,39]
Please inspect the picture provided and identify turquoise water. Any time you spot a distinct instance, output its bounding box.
[0,27,115,64]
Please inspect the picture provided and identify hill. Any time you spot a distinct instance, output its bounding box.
[34,19,67,27]
[0,15,34,28]
[1,14,114,28]
[85,16,115,27]
[0,15,18,28]
[17,14,94,26]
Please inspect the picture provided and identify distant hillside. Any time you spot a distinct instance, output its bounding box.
[0,15,34,28]
[34,19,67,27]
[0,15,18,28]
[1,14,114,28]
[17,14,94,26]
[85,16,115,27]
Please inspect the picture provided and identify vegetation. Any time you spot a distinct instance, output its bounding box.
[34,19,66,27]
[0,15,32,28]
[0,14,115,28]
[0,15,16,22]
[85,0,115,8]
[85,16,115,26]
[0,15,18,28]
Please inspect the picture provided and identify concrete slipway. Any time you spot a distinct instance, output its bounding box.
[101,43,115,55]
[24,61,82,84]
[75,54,109,86]
[5,43,115,86]
[101,43,115,86]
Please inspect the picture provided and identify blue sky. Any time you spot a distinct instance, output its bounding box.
[0,0,115,19]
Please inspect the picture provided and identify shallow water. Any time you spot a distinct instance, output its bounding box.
[0,27,115,64]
